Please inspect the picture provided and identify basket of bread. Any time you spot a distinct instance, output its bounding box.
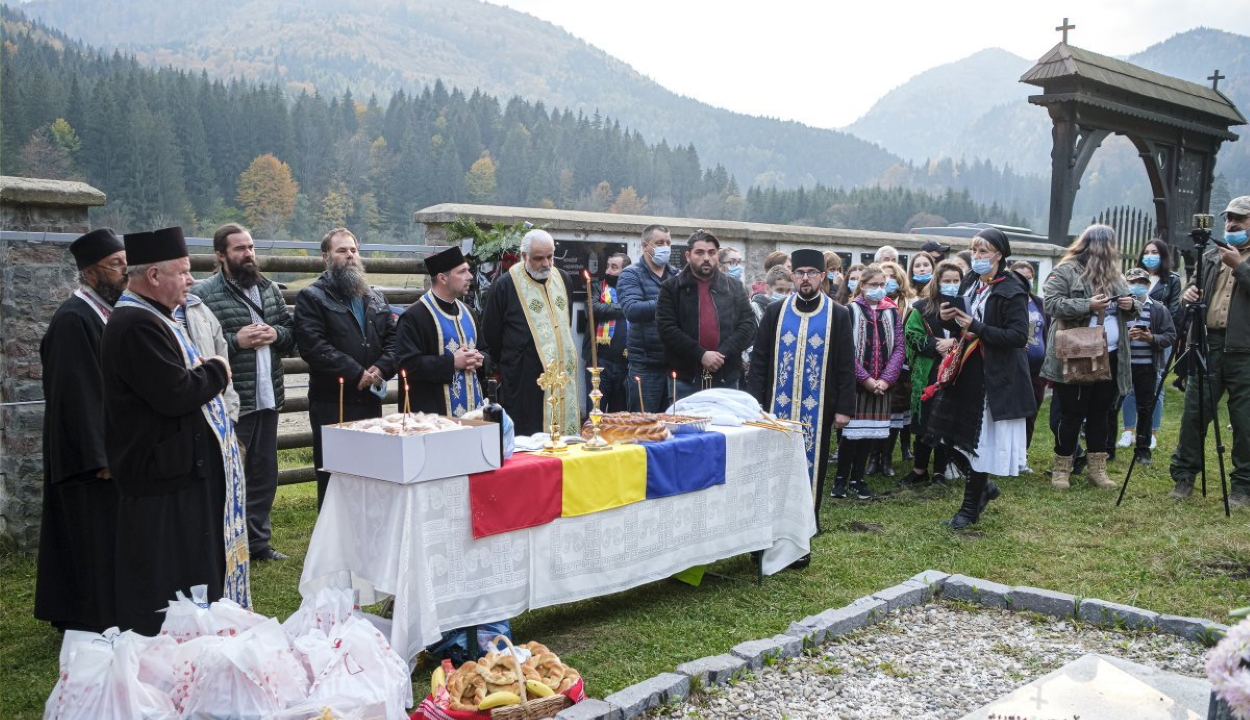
[411,637,585,720]
[579,412,670,444]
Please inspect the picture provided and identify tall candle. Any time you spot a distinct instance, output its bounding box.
[584,270,597,369]
[401,368,410,415]
[671,371,677,408]
[338,376,344,425]
[635,375,645,414]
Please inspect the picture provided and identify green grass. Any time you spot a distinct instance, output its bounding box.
[3,388,1248,718]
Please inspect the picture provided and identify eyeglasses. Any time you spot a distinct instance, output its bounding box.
[792,269,824,278]
[94,262,127,275]
[723,259,742,267]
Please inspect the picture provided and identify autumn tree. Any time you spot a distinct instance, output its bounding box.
[465,151,498,203]
[237,153,298,232]
[609,186,647,215]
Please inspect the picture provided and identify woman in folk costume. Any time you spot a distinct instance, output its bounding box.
[902,260,965,486]
[924,228,1036,529]
[871,260,914,477]
[832,265,905,500]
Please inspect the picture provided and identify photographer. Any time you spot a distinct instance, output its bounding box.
[1168,197,1250,508]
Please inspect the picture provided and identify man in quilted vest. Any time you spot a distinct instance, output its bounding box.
[192,223,296,561]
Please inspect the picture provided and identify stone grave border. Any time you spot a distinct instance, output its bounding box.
[553,570,1230,720]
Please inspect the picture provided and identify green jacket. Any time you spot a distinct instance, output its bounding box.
[1040,260,1141,395]
[1185,245,1250,353]
[191,271,296,414]
[904,300,938,419]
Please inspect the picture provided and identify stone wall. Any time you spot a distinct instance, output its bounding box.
[0,176,104,550]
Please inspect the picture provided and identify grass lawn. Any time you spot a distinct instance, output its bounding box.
[2,388,1248,718]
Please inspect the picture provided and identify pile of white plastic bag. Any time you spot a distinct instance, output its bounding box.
[44,586,413,720]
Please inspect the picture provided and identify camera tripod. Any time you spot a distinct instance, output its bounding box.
[1117,220,1232,517]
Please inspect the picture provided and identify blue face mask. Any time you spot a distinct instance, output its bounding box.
[827,272,837,282]
[940,283,961,296]
[651,245,672,264]
[771,292,787,301]
[847,279,858,293]
[864,287,887,303]
[727,265,743,279]
[1129,284,1149,297]
[971,257,995,275]
[884,278,899,294]
[912,273,932,284]
[1140,254,1161,270]
[1226,230,1249,246]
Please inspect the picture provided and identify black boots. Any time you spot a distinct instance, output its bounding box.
[945,472,990,530]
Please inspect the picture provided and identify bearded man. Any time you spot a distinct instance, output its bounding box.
[294,227,397,508]
[35,228,128,632]
[192,223,295,560]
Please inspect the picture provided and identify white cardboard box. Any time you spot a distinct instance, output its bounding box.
[320,419,502,483]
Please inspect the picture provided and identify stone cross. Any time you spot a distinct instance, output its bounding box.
[1209,69,1226,91]
[1055,17,1076,44]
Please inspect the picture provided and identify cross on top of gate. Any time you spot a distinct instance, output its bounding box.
[1055,17,1076,44]
[1209,70,1226,91]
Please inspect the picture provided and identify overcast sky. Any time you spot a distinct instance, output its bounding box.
[488,0,1250,129]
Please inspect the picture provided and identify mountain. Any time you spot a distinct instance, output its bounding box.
[15,0,902,191]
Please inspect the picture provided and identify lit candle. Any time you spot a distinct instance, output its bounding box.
[338,376,344,425]
[671,371,677,408]
[635,375,645,414]
[584,269,597,369]
[404,383,411,431]
[401,368,410,415]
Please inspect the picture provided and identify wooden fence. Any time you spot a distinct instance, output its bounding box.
[1090,206,1160,272]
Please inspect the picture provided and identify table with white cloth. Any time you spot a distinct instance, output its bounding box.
[299,424,816,663]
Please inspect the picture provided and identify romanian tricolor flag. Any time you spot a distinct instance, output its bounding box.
[595,283,616,344]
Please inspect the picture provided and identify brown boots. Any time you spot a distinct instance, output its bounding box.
[1086,452,1116,489]
[1051,455,1073,489]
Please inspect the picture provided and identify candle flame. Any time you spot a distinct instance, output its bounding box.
[338,377,344,384]
[583,269,591,280]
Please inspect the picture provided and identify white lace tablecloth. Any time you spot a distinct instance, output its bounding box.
[299,425,816,663]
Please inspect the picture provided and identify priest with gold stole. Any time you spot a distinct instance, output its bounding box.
[480,229,580,436]
[395,245,487,417]
[747,249,856,535]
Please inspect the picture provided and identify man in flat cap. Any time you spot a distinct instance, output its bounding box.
[1171,196,1250,508]
[34,229,127,632]
[395,245,487,416]
[747,248,855,539]
[101,226,250,635]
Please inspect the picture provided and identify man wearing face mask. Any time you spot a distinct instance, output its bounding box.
[618,225,676,412]
[583,252,631,412]
[1169,196,1250,507]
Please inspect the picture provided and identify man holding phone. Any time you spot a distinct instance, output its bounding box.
[1169,196,1250,507]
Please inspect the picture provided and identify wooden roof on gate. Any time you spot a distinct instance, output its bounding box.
[1021,43,1247,126]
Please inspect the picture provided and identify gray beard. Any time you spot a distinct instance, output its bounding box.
[328,263,370,298]
[93,277,126,306]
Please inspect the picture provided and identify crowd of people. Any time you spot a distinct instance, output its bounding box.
[33,197,1250,639]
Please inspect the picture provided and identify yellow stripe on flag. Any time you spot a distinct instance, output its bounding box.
[560,443,647,517]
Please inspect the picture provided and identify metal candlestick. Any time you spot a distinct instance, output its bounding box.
[583,366,612,451]
[538,365,570,453]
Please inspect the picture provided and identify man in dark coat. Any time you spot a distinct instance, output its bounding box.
[583,252,630,413]
[395,245,487,416]
[294,228,397,508]
[192,223,296,561]
[102,227,249,635]
[747,249,856,536]
[35,229,127,633]
[480,229,579,436]
[656,230,757,397]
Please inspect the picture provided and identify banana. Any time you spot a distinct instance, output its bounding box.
[525,679,555,698]
[478,691,522,709]
[430,666,446,695]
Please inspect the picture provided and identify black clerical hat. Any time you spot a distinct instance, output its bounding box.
[790,248,824,272]
[425,245,467,276]
[123,227,188,265]
[69,228,124,270]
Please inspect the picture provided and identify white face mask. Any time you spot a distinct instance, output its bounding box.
[651,245,672,264]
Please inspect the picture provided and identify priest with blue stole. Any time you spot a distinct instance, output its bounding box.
[747,249,856,534]
[395,245,488,416]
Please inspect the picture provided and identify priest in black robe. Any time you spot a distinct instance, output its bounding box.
[747,249,856,536]
[35,229,128,633]
[396,246,488,416]
[480,230,580,436]
[102,227,247,635]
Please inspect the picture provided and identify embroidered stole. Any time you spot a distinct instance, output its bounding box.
[115,291,251,608]
[769,294,834,501]
[509,264,580,435]
[595,283,617,344]
[75,287,112,323]
[419,292,484,417]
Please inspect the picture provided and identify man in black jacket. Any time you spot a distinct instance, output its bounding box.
[584,252,631,412]
[656,230,756,397]
[294,228,397,508]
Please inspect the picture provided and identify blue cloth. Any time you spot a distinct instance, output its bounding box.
[645,430,726,499]
[349,296,366,334]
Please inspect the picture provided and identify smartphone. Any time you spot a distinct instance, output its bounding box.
[1212,237,1232,250]
[941,296,968,314]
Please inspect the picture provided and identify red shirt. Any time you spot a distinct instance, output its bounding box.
[696,275,719,351]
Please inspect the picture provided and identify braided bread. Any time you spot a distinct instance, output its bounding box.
[581,412,670,443]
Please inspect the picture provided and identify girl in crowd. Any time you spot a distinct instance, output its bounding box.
[824,251,843,297]
[903,260,964,486]
[908,252,935,298]
[836,264,864,304]
[1010,260,1048,459]
[1117,268,1176,464]
[833,266,905,500]
[926,228,1034,528]
[1041,224,1140,490]
[1117,239,1182,451]
[875,260,914,475]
